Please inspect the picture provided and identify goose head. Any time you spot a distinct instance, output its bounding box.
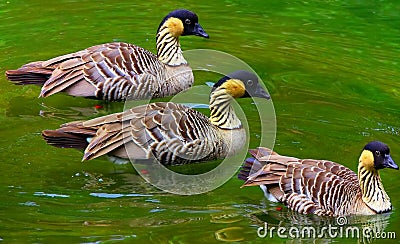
[211,70,270,100]
[359,141,398,171]
[158,9,209,38]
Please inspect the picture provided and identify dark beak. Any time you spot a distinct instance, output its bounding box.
[251,85,271,100]
[193,23,209,38]
[383,154,399,170]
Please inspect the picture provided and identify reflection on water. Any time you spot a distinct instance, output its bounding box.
[38,104,101,120]
[239,202,393,243]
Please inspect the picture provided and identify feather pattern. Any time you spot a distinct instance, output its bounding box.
[42,70,270,165]
[83,102,226,164]
[5,10,208,101]
[239,142,398,216]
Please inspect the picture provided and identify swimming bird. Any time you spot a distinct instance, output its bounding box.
[42,70,270,165]
[5,9,209,101]
[238,141,398,216]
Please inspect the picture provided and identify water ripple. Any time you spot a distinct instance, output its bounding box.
[18,201,39,207]
[34,192,69,198]
[89,192,153,198]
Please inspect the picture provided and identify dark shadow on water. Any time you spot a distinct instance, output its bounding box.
[242,201,393,243]
[5,95,120,120]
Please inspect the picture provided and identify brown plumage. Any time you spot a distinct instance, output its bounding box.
[5,9,209,101]
[239,141,398,216]
[42,70,270,165]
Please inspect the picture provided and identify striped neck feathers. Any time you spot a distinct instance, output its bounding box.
[209,79,246,130]
[156,17,187,66]
[358,150,392,213]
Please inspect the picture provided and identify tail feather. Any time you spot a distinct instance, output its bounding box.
[42,122,96,150]
[6,61,53,85]
[238,157,263,182]
[239,147,301,190]
[42,121,127,161]
[42,130,89,149]
[239,147,276,181]
[249,147,277,159]
[238,147,280,182]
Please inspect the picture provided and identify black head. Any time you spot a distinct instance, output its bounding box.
[212,70,270,99]
[363,141,398,170]
[158,9,209,38]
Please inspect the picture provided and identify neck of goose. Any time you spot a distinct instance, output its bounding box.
[156,24,187,66]
[358,165,392,213]
[209,89,242,129]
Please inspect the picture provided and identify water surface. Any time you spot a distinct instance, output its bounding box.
[1,0,400,243]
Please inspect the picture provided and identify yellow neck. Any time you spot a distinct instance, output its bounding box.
[358,164,392,213]
[156,17,186,66]
[209,88,242,129]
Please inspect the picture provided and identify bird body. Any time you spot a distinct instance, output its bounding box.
[239,141,398,216]
[42,70,270,165]
[5,9,208,101]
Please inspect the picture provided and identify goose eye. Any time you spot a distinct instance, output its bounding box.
[247,80,254,86]
[185,19,191,25]
[375,151,381,156]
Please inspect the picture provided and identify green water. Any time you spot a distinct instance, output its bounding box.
[1,0,400,243]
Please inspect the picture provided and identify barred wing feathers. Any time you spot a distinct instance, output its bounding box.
[8,42,163,101]
[44,102,221,165]
[241,148,361,216]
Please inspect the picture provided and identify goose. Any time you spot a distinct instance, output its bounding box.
[42,70,270,165]
[5,9,209,101]
[238,141,398,216]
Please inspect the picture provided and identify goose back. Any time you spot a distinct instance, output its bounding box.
[239,148,379,216]
[5,9,207,101]
[42,42,193,100]
[42,70,269,165]
[43,102,228,165]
